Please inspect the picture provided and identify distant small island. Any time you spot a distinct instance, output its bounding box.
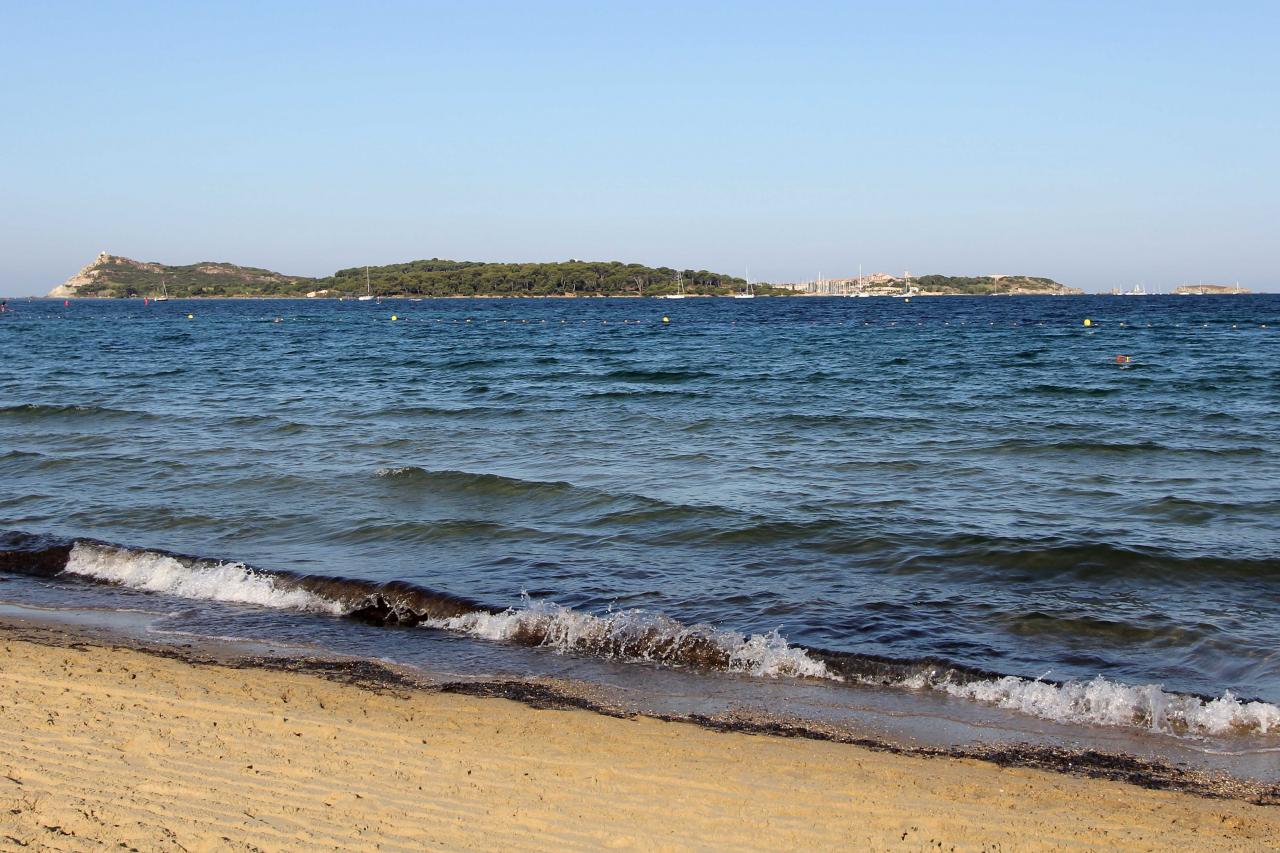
[774,272,1081,296]
[1173,283,1251,295]
[47,252,1081,299]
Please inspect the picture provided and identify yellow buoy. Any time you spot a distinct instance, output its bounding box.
[1083,318,1092,327]
[662,316,670,324]
[391,315,397,321]
[187,313,194,319]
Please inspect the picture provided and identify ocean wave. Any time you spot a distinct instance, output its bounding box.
[63,542,342,614]
[373,467,578,500]
[891,534,1280,580]
[930,674,1280,737]
[2,533,1278,738]
[600,368,713,383]
[1022,383,1118,397]
[986,438,1264,458]
[0,403,149,421]
[428,598,830,679]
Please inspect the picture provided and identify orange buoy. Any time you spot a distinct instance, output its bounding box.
[1115,354,1132,364]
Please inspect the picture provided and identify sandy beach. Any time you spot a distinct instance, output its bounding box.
[0,626,1274,851]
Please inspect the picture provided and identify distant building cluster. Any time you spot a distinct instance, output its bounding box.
[774,273,906,296]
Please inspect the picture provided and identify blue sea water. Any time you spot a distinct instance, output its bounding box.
[2,295,1278,761]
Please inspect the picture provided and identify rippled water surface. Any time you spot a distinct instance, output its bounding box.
[2,295,1279,758]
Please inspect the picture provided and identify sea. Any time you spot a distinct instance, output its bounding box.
[2,294,1278,778]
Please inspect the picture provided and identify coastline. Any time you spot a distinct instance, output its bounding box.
[1,618,1277,850]
[14,292,1093,300]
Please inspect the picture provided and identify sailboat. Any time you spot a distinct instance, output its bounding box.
[659,272,687,299]
[154,275,169,302]
[357,266,375,301]
[733,267,755,299]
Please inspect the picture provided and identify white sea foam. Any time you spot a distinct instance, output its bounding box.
[63,542,342,614]
[926,673,1280,736]
[55,543,1280,737]
[426,598,832,679]
[375,466,419,478]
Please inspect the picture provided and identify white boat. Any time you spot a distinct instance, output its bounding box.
[357,266,375,301]
[733,268,755,299]
[1120,284,1147,296]
[659,272,688,299]
[154,275,169,302]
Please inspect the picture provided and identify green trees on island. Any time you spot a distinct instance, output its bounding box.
[320,260,754,298]
[74,258,766,298]
[911,275,1066,294]
[60,255,1072,298]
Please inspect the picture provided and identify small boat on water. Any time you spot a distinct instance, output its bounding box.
[659,272,688,299]
[358,266,375,301]
[154,275,169,302]
[733,268,755,299]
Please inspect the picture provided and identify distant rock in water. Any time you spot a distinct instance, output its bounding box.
[1173,284,1251,295]
[47,252,313,298]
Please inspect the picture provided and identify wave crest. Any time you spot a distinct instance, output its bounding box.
[430,599,830,679]
[64,543,343,614]
[933,674,1280,737]
[4,533,1278,739]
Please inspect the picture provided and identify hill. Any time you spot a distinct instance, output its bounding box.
[775,273,1081,296]
[317,259,754,298]
[47,253,314,298]
[910,275,1082,296]
[46,254,1077,299]
[48,254,759,298]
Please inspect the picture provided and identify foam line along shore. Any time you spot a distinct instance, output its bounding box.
[3,532,1277,745]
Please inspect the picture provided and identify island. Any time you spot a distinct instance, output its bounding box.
[1173,284,1251,295]
[46,252,1081,299]
[46,253,757,299]
[774,273,1081,296]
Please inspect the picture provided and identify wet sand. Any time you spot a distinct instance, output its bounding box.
[1,630,1277,851]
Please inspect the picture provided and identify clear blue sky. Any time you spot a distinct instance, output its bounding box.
[2,1,1277,294]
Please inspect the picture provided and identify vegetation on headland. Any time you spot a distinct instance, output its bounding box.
[48,253,774,299]
[47,253,311,299]
[47,252,1078,298]
[318,259,766,298]
[910,275,1080,296]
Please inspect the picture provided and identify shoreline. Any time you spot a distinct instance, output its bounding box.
[11,292,1096,301]
[1,617,1277,850]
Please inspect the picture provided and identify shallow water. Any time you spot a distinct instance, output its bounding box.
[2,295,1278,767]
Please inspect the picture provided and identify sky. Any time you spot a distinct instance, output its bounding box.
[1,1,1277,295]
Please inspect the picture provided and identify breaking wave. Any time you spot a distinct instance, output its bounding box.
[429,599,830,679]
[64,543,343,614]
[2,533,1278,738]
